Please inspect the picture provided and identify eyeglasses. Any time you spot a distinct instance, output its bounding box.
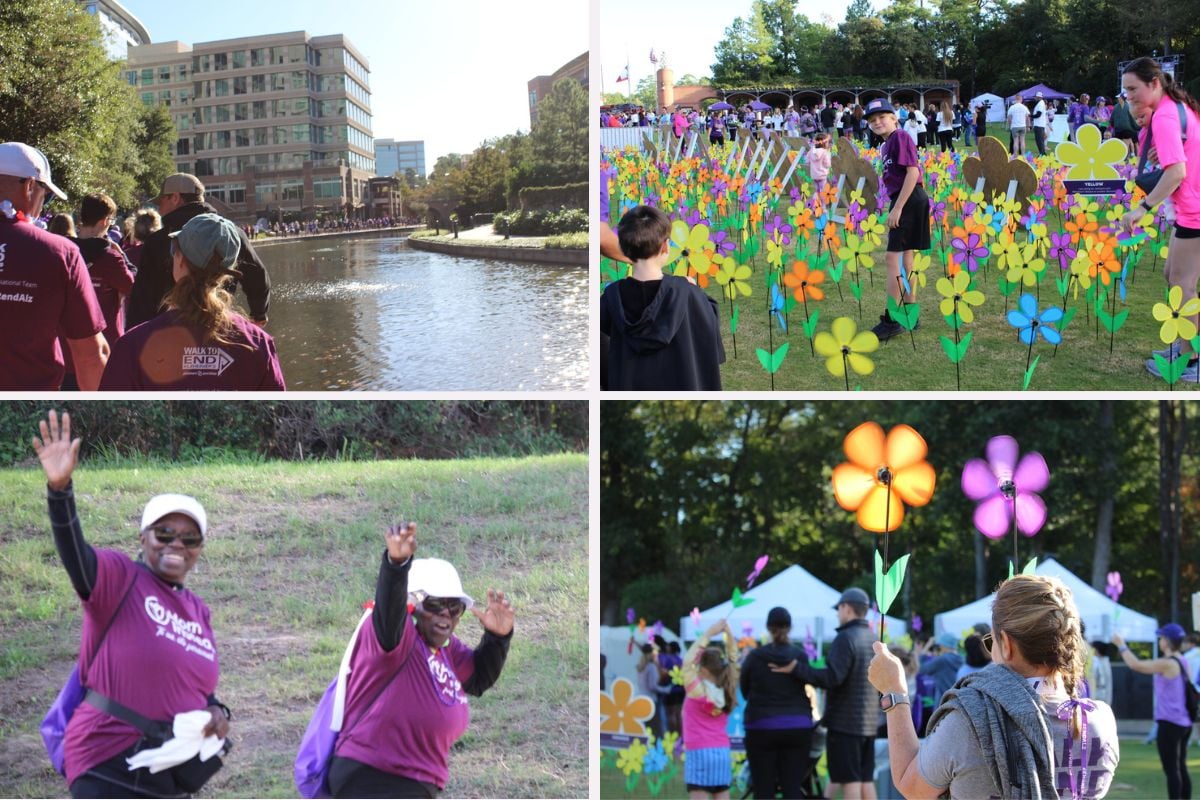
[420,597,466,619]
[146,526,204,549]
[982,633,994,650]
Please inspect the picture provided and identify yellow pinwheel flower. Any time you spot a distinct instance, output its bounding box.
[1072,194,1101,216]
[861,214,887,247]
[616,739,648,776]
[766,237,784,268]
[907,252,932,295]
[714,256,753,299]
[1152,285,1200,344]
[667,219,714,278]
[1004,242,1046,287]
[936,271,986,323]
[836,232,874,273]
[814,316,879,377]
[1058,126,1128,179]
[1068,250,1093,296]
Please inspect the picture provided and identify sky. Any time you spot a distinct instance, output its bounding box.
[598,0,883,97]
[119,0,588,171]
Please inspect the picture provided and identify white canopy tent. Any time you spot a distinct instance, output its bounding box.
[678,564,907,644]
[968,93,1007,124]
[934,557,1159,642]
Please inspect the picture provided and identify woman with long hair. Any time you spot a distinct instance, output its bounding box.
[937,100,956,153]
[1118,57,1200,383]
[682,619,739,800]
[100,213,285,390]
[869,574,1120,799]
[1114,623,1192,799]
[739,607,815,799]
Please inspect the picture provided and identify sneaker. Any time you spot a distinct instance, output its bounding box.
[1146,355,1200,382]
[871,313,905,342]
[1152,340,1185,361]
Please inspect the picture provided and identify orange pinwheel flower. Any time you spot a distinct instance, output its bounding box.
[1064,212,1098,242]
[831,422,936,533]
[600,677,656,735]
[784,260,826,301]
[749,202,763,226]
[1086,236,1121,285]
[821,182,840,206]
[792,206,815,236]
[716,195,728,215]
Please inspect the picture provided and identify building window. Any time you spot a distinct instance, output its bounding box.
[213,52,228,71]
[141,68,154,85]
[216,105,231,123]
[176,63,189,81]
[232,50,246,69]
[140,92,154,106]
[235,103,248,121]
[215,79,229,97]
[254,127,269,146]
[159,90,172,106]
[281,180,304,201]
[251,48,266,67]
[252,101,267,120]
[176,137,190,155]
[233,76,247,95]
[158,66,171,83]
[235,129,250,147]
[194,54,210,73]
[252,74,266,93]
[126,70,137,85]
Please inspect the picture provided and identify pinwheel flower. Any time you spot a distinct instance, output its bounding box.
[912,614,923,633]
[831,421,936,533]
[907,252,932,294]
[936,271,986,323]
[643,740,669,774]
[709,229,736,258]
[784,260,826,302]
[1048,231,1077,271]
[616,738,648,775]
[1085,236,1121,286]
[601,678,656,735]
[765,214,794,245]
[1152,285,1200,344]
[667,219,714,278]
[747,554,770,588]
[1003,242,1047,287]
[1105,571,1123,602]
[1007,294,1064,345]
[814,317,880,379]
[961,435,1050,539]
[714,257,753,299]
[836,232,875,273]
[1058,125,1128,180]
[951,229,989,273]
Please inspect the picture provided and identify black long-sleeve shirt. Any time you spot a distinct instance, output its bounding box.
[370,549,512,696]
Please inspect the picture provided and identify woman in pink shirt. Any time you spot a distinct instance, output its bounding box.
[682,620,739,800]
[806,133,833,202]
[1119,57,1200,382]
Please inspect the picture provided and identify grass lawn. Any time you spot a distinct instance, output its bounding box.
[0,454,588,799]
[599,740,1200,798]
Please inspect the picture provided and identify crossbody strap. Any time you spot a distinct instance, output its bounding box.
[337,614,417,738]
[83,689,173,739]
[1139,101,1189,176]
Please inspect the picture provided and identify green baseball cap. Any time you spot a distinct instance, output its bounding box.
[169,213,240,271]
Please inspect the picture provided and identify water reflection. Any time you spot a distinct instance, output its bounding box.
[257,234,588,390]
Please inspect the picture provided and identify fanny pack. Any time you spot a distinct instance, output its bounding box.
[1136,101,1188,196]
[84,690,230,795]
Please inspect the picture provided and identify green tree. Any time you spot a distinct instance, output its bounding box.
[130,103,178,206]
[527,77,586,186]
[711,8,777,86]
[0,0,146,207]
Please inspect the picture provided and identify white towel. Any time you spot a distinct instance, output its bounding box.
[125,710,225,774]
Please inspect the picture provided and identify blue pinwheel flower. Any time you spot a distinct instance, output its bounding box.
[770,284,788,332]
[1007,294,1064,345]
[643,740,668,774]
[747,181,764,203]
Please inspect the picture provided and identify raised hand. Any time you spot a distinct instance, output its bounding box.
[470,589,514,636]
[32,410,80,492]
[385,521,416,563]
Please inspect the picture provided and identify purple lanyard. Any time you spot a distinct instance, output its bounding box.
[1055,697,1097,800]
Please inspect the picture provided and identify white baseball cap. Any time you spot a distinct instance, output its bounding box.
[408,558,474,609]
[141,494,208,537]
[0,142,67,199]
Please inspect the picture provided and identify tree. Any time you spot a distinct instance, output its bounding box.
[527,78,586,186]
[711,10,777,86]
[130,103,178,206]
[0,0,147,207]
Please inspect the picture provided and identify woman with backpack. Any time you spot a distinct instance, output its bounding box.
[32,410,231,798]
[324,523,514,798]
[1114,623,1194,799]
[868,574,1120,799]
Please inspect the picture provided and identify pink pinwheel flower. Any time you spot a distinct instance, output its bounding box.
[961,435,1050,539]
[690,607,702,627]
[747,554,770,588]
[1105,571,1123,602]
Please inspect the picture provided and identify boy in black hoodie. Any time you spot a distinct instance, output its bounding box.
[600,205,725,390]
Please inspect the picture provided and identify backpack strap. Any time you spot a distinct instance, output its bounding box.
[84,570,139,671]
[332,610,418,737]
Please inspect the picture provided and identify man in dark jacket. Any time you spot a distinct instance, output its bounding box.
[772,587,877,799]
[126,173,270,328]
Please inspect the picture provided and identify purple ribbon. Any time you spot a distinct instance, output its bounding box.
[1056,697,1097,800]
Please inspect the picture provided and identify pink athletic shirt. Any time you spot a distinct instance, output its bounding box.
[1139,99,1200,227]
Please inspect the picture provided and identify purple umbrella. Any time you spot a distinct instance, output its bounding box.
[962,435,1050,570]
[749,100,771,111]
[710,101,734,111]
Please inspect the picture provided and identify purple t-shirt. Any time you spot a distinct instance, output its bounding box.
[65,549,219,785]
[880,130,922,202]
[0,216,105,389]
[334,615,475,789]
[99,309,286,390]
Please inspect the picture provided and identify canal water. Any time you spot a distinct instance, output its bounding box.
[255,233,588,390]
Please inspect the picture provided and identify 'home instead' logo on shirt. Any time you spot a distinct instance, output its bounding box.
[182,346,233,376]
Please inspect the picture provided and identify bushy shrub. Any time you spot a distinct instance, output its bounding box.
[517,182,588,211]
[493,207,588,236]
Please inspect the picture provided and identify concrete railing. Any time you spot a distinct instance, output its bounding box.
[406,236,586,267]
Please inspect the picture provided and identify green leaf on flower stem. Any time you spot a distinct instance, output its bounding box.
[1059,307,1077,332]
[1055,274,1070,297]
[755,342,790,374]
[888,297,920,330]
[828,262,845,283]
[730,305,740,334]
[1022,354,1041,391]
[939,335,957,362]
[874,550,911,616]
[1153,353,1187,386]
[850,282,863,301]
[1022,557,1038,575]
[802,309,820,338]
[731,586,756,607]
[1110,309,1129,332]
[998,276,1017,297]
[784,296,798,314]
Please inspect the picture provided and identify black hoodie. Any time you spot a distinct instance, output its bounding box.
[600,274,725,390]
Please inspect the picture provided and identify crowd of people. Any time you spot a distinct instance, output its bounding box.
[246,215,415,241]
[612,572,1200,799]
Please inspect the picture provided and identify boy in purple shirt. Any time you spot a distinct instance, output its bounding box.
[865,98,931,342]
[328,523,514,798]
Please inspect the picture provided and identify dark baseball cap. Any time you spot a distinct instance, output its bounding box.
[864,98,896,119]
[833,587,870,608]
[1157,622,1187,640]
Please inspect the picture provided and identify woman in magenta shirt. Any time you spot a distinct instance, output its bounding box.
[682,620,739,800]
[33,410,231,798]
[328,523,514,798]
[1120,57,1200,382]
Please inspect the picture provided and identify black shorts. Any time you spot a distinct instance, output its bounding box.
[1176,223,1200,239]
[887,185,931,253]
[710,132,725,145]
[825,730,876,784]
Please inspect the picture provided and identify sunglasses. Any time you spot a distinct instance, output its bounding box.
[146,526,204,549]
[420,597,466,619]
[982,632,994,650]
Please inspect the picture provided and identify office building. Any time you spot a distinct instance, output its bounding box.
[80,0,150,60]
[126,31,375,223]
[374,139,426,180]
[528,52,588,127]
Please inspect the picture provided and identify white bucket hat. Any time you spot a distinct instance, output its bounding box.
[141,494,207,537]
[408,558,474,609]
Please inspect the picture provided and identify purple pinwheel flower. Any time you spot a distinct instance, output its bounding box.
[1048,232,1077,271]
[931,201,947,227]
[952,231,989,273]
[710,229,736,257]
[626,607,636,625]
[912,614,923,633]
[961,435,1050,539]
[652,620,664,639]
[1105,571,1123,602]
[742,620,754,638]
[1112,185,1132,209]
[683,206,702,226]
[765,214,793,245]
[789,186,802,202]
[714,177,729,195]
[746,554,770,588]
[1007,294,1064,345]
[803,626,818,661]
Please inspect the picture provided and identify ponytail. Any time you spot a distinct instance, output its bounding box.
[166,255,251,349]
[1123,57,1200,119]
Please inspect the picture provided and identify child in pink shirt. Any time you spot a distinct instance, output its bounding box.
[806,133,832,201]
[682,620,738,799]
